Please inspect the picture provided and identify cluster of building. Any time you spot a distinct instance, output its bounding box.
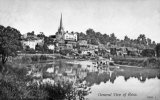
[21,14,141,57]
[21,31,44,50]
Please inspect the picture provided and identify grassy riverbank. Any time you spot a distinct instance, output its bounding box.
[113,56,160,68]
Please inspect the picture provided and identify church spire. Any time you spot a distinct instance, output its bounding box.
[60,13,63,29]
[58,13,64,34]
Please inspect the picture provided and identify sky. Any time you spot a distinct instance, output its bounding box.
[0,0,160,42]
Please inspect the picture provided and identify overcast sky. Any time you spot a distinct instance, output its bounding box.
[0,0,160,42]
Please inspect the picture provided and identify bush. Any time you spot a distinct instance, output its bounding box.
[141,49,155,57]
[26,46,36,54]
[60,49,73,56]
[0,80,21,99]
[21,56,31,63]
[141,57,160,68]
[110,48,117,56]
[40,55,47,61]
[0,75,47,100]
[31,55,39,62]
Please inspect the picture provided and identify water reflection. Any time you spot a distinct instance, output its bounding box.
[24,60,160,99]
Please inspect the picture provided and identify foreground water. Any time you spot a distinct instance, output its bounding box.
[86,76,160,100]
[24,59,160,100]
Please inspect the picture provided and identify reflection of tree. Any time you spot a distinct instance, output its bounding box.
[38,82,91,100]
[139,75,146,82]
[83,68,159,86]
[84,72,99,86]
[110,72,116,83]
[124,76,130,81]
[158,75,160,79]
[41,82,72,100]
[84,72,111,86]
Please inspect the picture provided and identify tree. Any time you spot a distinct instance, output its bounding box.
[110,48,117,56]
[37,32,45,39]
[77,32,86,40]
[89,38,99,45]
[109,33,117,45]
[124,35,131,47]
[35,44,42,52]
[155,43,160,57]
[151,41,156,48]
[124,35,130,42]
[103,34,110,43]
[86,29,95,39]
[27,31,35,36]
[0,25,22,64]
[137,34,147,46]
[147,38,151,47]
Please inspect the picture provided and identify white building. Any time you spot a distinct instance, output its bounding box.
[22,38,44,50]
[48,44,55,50]
[81,49,95,55]
[64,32,77,41]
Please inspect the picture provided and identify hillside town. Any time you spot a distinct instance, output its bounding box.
[20,14,147,59]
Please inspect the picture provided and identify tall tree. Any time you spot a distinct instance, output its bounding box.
[124,35,131,47]
[109,33,117,45]
[124,35,130,42]
[37,32,46,38]
[0,25,22,64]
[77,32,86,40]
[155,43,160,57]
[137,34,147,46]
[147,38,152,47]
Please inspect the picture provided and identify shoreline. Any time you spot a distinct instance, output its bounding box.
[113,56,160,69]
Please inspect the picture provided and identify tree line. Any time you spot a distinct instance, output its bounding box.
[77,28,160,57]
[78,28,156,50]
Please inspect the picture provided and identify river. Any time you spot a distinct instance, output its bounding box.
[25,59,160,100]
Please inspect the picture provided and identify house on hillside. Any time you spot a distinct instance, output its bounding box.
[21,33,44,50]
[126,47,140,56]
[78,40,88,46]
[64,31,77,41]
[81,49,95,56]
[88,44,98,51]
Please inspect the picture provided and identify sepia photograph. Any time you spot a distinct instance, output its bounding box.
[0,0,160,100]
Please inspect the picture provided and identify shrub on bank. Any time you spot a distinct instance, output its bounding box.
[114,57,160,68]
[21,56,31,63]
[40,55,47,61]
[113,57,144,66]
[31,55,39,62]
[141,57,160,68]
